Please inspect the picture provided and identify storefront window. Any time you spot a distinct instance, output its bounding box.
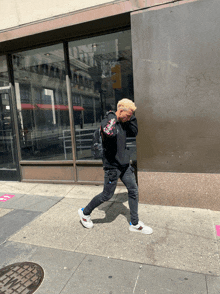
[0,56,16,169]
[12,44,73,161]
[69,30,136,161]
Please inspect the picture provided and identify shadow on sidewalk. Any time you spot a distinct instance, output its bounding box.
[92,193,130,224]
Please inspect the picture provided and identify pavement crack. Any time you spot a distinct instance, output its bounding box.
[73,230,91,252]
[133,265,142,293]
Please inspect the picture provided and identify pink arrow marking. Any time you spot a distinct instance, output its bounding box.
[216,225,220,237]
[0,194,15,202]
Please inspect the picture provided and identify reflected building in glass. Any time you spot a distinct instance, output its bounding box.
[7,31,136,167]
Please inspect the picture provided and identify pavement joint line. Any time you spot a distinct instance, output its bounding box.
[65,185,78,194]
[3,240,220,279]
[95,251,220,277]
[58,254,88,294]
[1,210,43,245]
[132,265,141,294]
[73,224,97,252]
[13,183,39,194]
[72,250,220,277]
[204,275,209,293]
[6,230,220,278]
[73,200,116,252]
[0,240,7,246]
[26,183,45,193]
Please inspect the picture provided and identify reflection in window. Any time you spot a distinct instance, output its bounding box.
[0,56,9,87]
[0,56,16,169]
[69,30,136,161]
[12,44,74,161]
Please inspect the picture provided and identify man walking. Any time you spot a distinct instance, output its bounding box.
[78,98,153,234]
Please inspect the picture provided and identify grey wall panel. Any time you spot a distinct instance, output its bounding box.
[131,0,220,173]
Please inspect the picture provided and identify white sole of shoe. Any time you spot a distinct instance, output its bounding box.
[78,208,93,229]
[129,226,153,235]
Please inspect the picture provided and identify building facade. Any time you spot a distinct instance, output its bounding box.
[1,0,220,210]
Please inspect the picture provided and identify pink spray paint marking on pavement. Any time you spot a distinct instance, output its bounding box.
[0,194,15,202]
[216,225,220,237]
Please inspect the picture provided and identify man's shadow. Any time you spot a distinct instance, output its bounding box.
[92,192,131,224]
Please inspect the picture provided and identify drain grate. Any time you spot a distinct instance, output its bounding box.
[0,262,44,294]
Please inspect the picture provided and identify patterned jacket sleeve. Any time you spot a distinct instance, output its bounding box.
[101,113,117,137]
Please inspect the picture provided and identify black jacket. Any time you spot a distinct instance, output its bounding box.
[101,111,138,168]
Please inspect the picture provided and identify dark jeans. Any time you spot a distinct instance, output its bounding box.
[83,165,139,225]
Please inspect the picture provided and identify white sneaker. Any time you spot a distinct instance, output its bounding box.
[129,221,153,235]
[78,208,94,229]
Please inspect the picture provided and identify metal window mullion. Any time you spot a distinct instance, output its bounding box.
[63,41,77,182]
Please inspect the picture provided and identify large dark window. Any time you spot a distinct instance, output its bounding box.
[0,56,16,170]
[12,44,74,161]
[11,30,136,163]
[0,56,20,181]
[69,30,136,161]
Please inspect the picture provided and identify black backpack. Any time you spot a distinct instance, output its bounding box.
[92,126,103,159]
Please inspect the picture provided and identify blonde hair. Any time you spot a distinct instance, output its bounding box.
[117,98,137,112]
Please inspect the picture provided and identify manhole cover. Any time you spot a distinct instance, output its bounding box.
[0,262,44,294]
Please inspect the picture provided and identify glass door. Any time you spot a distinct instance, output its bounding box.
[0,86,19,180]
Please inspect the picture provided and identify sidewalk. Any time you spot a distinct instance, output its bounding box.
[0,180,220,293]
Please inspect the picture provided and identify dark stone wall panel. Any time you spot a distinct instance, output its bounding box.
[131,0,220,173]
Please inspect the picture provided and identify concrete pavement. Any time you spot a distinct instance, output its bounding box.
[0,180,220,293]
